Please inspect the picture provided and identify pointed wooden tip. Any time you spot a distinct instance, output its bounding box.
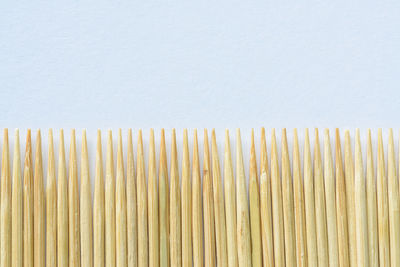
[149,128,156,164]
[250,129,257,177]
[203,129,210,170]
[82,129,88,154]
[13,129,21,171]
[193,129,199,172]
[224,129,231,156]
[48,128,55,170]
[261,127,268,174]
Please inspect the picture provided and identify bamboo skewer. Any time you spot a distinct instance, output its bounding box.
[34,130,45,267]
[335,129,350,266]
[304,129,318,266]
[223,130,238,267]
[281,129,296,266]
[57,130,68,267]
[46,130,57,267]
[236,129,251,267]
[293,129,307,267]
[192,130,203,267]
[94,130,105,267]
[137,130,149,267]
[24,130,34,267]
[355,129,369,266]
[203,129,216,267]
[211,130,228,267]
[1,129,11,267]
[159,129,169,267]
[314,129,329,266]
[249,129,262,267]
[377,129,390,266]
[11,130,22,267]
[69,130,81,267]
[81,130,93,267]
[170,129,182,267]
[106,130,116,267]
[388,129,400,266]
[366,130,379,267]
[116,129,128,267]
[324,129,339,267]
[148,129,159,267]
[270,129,285,266]
[182,130,192,267]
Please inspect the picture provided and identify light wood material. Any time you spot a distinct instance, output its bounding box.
[46,130,57,267]
[324,129,339,267]
[377,129,390,266]
[170,129,182,267]
[1,129,11,267]
[366,130,379,267]
[57,130,68,267]
[388,129,400,266]
[203,129,216,267]
[335,129,350,267]
[355,129,369,266]
[314,129,329,266]
[192,130,203,267]
[148,129,159,267]
[270,129,285,266]
[94,130,105,267]
[293,129,307,267]
[159,129,169,267]
[223,130,238,267]
[249,129,262,267]
[81,130,93,267]
[12,130,22,267]
[182,130,192,267]
[137,130,149,267]
[34,130,45,267]
[304,129,318,266]
[68,130,81,267]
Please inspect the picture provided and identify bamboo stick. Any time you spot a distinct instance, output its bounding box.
[94,130,105,267]
[24,129,34,267]
[81,130,93,267]
[223,130,238,267]
[159,129,169,267]
[46,129,57,267]
[270,129,285,266]
[323,129,339,267]
[377,129,390,266]
[314,129,329,266]
[1,129,11,267]
[236,129,251,267]
[182,129,192,267]
[203,129,216,267]
[148,129,159,267]
[170,129,182,267]
[192,129,203,267]
[366,130,379,267]
[116,129,127,267]
[12,129,22,267]
[69,130,80,267]
[355,129,369,266]
[335,129,350,266]
[211,130,228,267]
[344,130,357,266]
[137,130,149,267]
[388,129,400,266]
[34,130,45,267]
[249,129,262,267]
[281,129,296,266]
[304,129,318,266]
[292,128,307,267]
[57,130,68,267]
[106,130,116,267]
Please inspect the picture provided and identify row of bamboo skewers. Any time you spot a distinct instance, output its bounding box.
[0,127,396,266]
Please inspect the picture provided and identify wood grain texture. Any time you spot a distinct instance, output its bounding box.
[1,129,11,267]
[12,130,22,267]
[182,129,192,267]
[159,129,169,267]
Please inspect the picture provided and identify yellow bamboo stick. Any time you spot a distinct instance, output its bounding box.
[94,130,105,267]
[293,128,307,267]
[34,130,45,267]
[159,129,169,267]
[12,129,22,267]
[46,129,57,267]
[24,129,34,267]
[106,130,116,267]
[192,129,203,267]
[1,129,11,267]
[182,129,192,267]
[224,130,238,267]
[148,129,159,267]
